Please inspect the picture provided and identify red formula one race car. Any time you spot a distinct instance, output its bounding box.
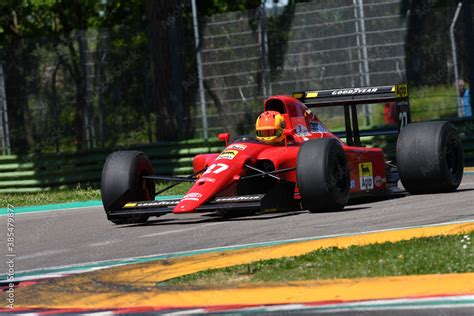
[100,84,464,224]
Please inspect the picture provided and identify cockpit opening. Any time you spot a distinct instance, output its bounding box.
[265,99,286,114]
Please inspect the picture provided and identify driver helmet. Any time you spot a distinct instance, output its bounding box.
[256,111,286,143]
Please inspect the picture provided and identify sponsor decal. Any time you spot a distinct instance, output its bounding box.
[358,162,374,190]
[214,195,263,203]
[331,87,378,95]
[374,175,385,187]
[227,144,247,151]
[136,200,179,207]
[181,192,203,202]
[350,180,356,189]
[198,177,216,183]
[217,150,238,160]
[309,122,327,133]
[395,83,408,97]
[295,124,310,136]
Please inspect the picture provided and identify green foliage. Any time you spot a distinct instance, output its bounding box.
[0,181,190,207]
[198,0,261,16]
[410,85,458,121]
[0,1,463,154]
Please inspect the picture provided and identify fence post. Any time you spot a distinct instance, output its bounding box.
[354,0,371,126]
[0,64,11,155]
[258,4,272,98]
[78,29,95,149]
[450,2,463,117]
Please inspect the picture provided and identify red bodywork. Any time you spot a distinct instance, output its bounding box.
[173,95,386,214]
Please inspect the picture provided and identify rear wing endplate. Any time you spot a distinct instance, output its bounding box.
[292,84,410,146]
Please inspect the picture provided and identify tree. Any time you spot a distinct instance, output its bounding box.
[0,0,39,152]
[401,0,472,86]
[145,0,186,141]
[1,0,148,151]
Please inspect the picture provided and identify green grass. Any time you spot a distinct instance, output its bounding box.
[160,232,474,287]
[410,85,458,121]
[0,186,101,207]
[0,182,192,207]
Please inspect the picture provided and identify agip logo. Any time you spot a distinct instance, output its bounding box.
[358,162,374,190]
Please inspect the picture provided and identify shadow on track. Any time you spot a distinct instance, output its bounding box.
[118,206,371,227]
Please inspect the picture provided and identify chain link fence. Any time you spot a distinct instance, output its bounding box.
[196,0,474,136]
[0,0,471,155]
[197,0,408,136]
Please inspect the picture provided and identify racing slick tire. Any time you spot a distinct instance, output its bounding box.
[397,121,463,194]
[297,138,350,212]
[101,151,155,225]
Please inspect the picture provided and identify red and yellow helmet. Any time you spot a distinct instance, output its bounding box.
[256,111,286,143]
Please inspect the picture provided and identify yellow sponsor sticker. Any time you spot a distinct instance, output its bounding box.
[395,83,408,97]
[306,91,319,98]
[358,162,374,190]
[124,202,137,208]
[358,162,373,176]
[217,150,238,160]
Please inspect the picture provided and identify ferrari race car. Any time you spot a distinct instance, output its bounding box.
[100,84,464,224]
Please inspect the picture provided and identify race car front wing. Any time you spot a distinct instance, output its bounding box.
[107,182,298,219]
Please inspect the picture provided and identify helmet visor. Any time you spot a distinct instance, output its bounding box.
[257,129,277,137]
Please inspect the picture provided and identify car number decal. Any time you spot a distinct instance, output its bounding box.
[202,163,229,175]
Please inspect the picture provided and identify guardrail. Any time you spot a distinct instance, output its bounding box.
[0,138,225,193]
[0,119,472,193]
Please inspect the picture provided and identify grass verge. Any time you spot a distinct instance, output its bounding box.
[0,182,191,207]
[0,187,101,207]
[160,232,474,287]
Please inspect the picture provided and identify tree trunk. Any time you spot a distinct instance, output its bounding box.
[51,61,61,153]
[5,39,35,152]
[145,0,185,141]
[62,32,85,151]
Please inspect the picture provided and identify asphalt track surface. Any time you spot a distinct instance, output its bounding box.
[1,174,474,274]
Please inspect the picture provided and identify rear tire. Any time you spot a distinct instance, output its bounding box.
[297,138,350,212]
[101,151,155,225]
[397,121,463,194]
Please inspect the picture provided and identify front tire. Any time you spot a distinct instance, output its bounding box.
[397,121,463,194]
[297,138,350,212]
[101,151,155,225]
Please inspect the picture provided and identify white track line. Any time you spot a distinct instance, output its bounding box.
[17,249,69,261]
[138,222,227,238]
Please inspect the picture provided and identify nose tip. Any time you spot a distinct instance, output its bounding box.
[173,201,198,214]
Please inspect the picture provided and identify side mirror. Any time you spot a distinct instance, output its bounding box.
[218,133,230,146]
[283,128,294,147]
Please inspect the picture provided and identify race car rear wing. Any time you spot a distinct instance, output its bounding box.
[292,84,410,146]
